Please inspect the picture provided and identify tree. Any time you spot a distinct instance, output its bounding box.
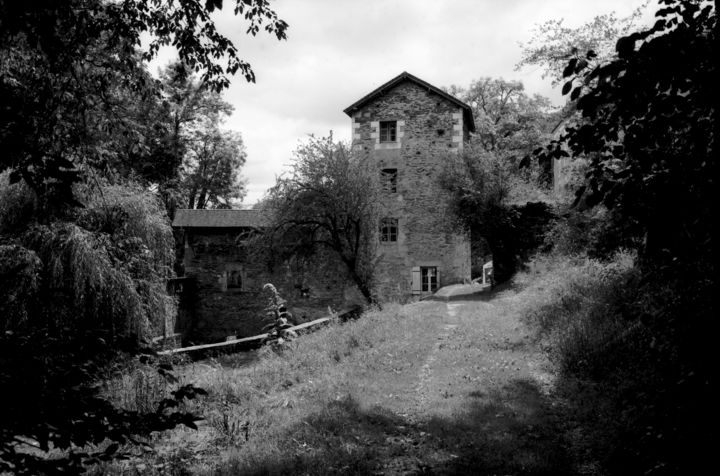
[184,128,247,209]
[266,135,379,303]
[0,0,287,207]
[154,62,247,211]
[529,0,715,269]
[516,3,649,85]
[440,145,553,282]
[449,78,554,156]
[526,3,715,471]
[448,78,557,193]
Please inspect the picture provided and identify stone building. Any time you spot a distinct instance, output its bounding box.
[172,72,476,343]
[172,209,364,343]
[344,71,475,299]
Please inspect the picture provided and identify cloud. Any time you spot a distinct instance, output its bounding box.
[159,0,653,205]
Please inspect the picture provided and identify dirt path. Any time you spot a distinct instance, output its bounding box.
[169,291,580,475]
[364,295,573,475]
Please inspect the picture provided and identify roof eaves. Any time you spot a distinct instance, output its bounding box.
[343,71,476,132]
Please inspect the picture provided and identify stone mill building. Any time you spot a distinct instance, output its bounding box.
[344,71,475,299]
[172,71,475,343]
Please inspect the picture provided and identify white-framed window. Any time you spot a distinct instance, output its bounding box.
[379,121,397,142]
[381,168,398,193]
[379,218,398,242]
[421,267,438,292]
[411,266,440,294]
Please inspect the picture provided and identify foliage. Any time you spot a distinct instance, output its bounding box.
[528,0,716,272]
[260,283,297,348]
[0,0,286,206]
[165,63,248,210]
[449,78,555,156]
[440,145,554,282]
[0,179,195,473]
[0,330,206,475]
[516,3,649,85]
[266,135,380,303]
[447,78,557,191]
[544,205,642,258]
[518,250,713,475]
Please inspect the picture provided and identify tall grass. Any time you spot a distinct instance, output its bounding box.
[515,251,639,375]
[515,251,712,475]
[97,302,439,474]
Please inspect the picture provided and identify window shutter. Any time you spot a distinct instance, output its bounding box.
[411,267,421,294]
[435,269,440,291]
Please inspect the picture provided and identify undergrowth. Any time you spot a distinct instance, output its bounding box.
[97,302,434,474]
[516,251,713,475]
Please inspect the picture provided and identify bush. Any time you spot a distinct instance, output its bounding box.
[0,178,195,474]
[1,179,175,343]
[518,252,637,374]
[517,252,713,475]
[0,171,37,233]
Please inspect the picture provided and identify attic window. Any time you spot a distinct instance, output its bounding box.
[381,168,397,193]
[437,129,445,136]
[379,121,397,142]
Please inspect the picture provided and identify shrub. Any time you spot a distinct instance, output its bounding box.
[517,251,713,474]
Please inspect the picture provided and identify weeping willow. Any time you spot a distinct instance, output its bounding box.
[1,174,176,345]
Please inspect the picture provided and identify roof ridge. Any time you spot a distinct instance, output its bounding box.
[343,71,475,132]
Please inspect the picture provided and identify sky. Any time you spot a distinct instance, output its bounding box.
[154,0,652,206]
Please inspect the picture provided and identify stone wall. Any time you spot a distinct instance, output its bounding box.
[180,228,364,343]
[350,81,471,299]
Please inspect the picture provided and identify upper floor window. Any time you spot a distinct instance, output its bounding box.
[379,121,397,143]
[381,168,397,193]
[379,218,398,242]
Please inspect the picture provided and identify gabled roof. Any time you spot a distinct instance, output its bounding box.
[343,71,475,132]
[172,209,268,229]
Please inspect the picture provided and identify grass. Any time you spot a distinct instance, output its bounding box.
[513,251,714,475]
[97,302,447,474]
[96,251,711,475]
[513,251,638,375]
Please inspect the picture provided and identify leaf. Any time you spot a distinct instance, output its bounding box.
[562,58,577,78]
[205,0,223,13]
[562,80,573,96]
[575,59,588,73]
[8,170,22,184]
[616,36,635,59]
[519,155,531,169]
[104,443,119,456]
[570,86,582,101]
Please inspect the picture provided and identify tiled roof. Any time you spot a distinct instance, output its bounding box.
[343,71,476,132]
[172,209,269,228]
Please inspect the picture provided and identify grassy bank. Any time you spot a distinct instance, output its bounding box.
[97,301,447,474]
[515,252,712,475]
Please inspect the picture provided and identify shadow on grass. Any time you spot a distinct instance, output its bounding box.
[219,378,574,475]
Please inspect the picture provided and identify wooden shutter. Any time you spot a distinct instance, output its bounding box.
[411,267,421,294]
[435,269,440,291]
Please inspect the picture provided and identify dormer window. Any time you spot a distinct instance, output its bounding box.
[379,121,397,143]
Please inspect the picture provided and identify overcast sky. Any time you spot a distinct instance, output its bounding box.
[155,0,652,206]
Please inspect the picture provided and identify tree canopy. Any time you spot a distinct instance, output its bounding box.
[528,0,716,269]
[0,0,286,207]
[265,135,379,303]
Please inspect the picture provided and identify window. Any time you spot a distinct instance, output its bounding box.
[227,270,243,289]
[379,121,397,142]
[381,168,397,193]
[421,267,438,292]
[379,218,398,242]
